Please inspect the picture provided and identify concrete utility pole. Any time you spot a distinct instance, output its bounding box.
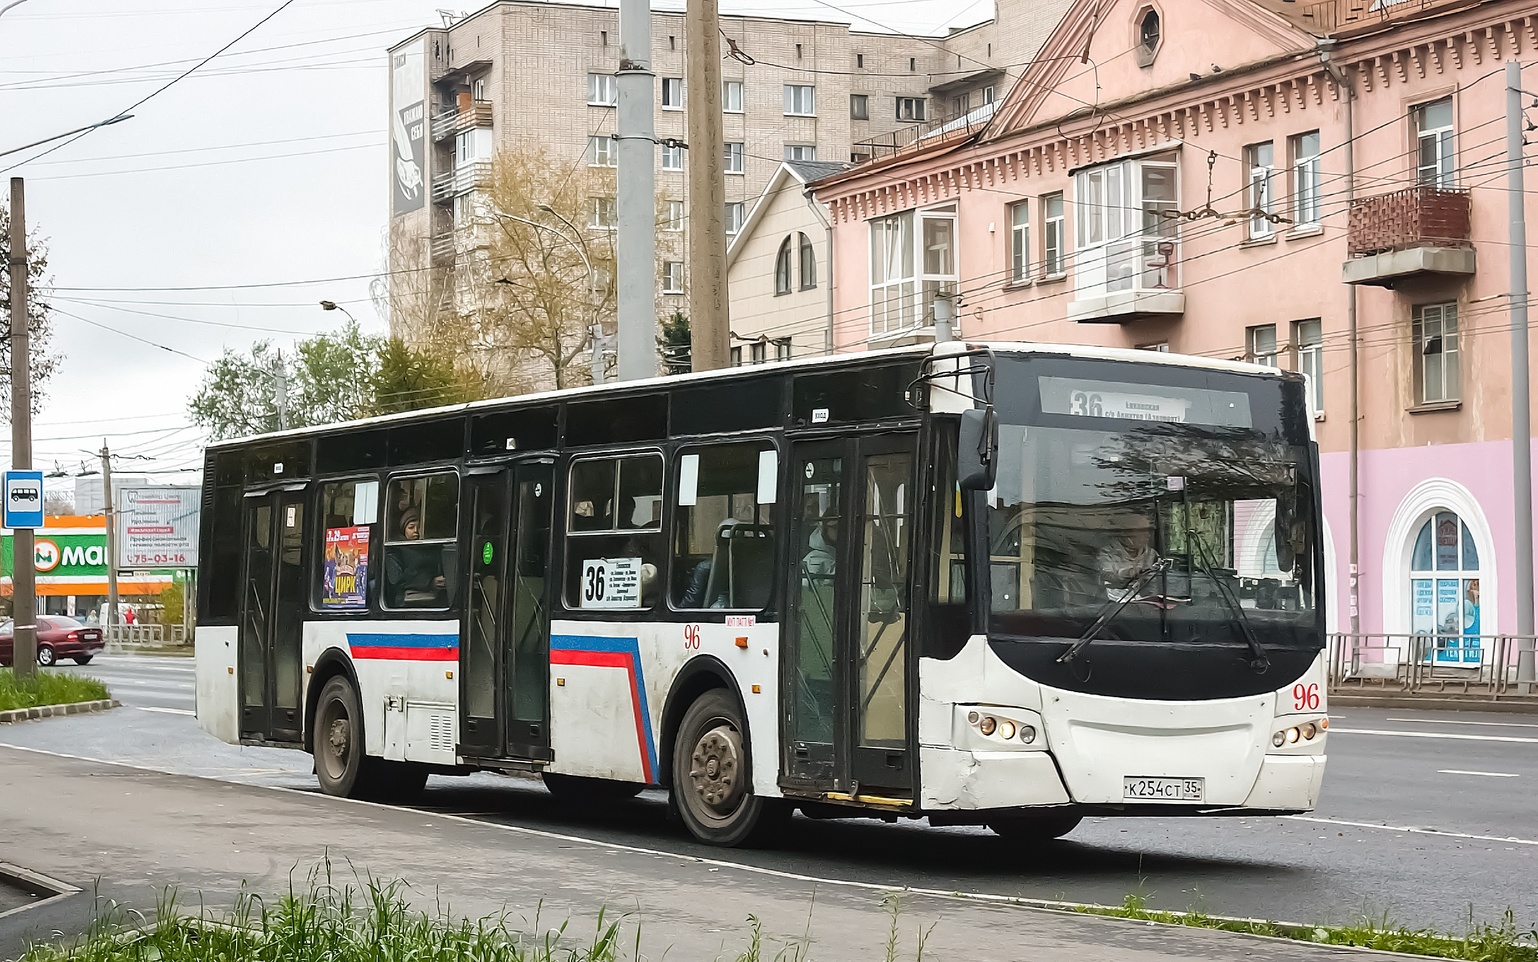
[100,441,119,630]
[685,0,729,372]
[273,350,288,430]
[616,0,657,381]
[8,177,36,677]
[1506,60,1535,687]
[933,290,955,342]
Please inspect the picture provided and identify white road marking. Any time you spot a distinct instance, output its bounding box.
[1385,716,1538,730]
[1329,727,1538,744]
[1437,769,1519,778]
[1284,815,1538,846]
[135,706,196,716]
[95,677,191,690]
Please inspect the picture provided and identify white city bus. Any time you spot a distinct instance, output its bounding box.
[194,343,1328,846]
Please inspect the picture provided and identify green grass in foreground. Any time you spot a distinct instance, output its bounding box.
[1076,893,1538,962]
[0,668,109,712]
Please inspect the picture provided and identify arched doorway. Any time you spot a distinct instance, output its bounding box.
[1408,510,1482,666]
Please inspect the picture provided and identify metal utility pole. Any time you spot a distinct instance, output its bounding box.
[616,0,657,381]
[8,177,35,677]
[1507,60,1535,686]
[273,350,288,430]
[100,441,119,630]
[686,0,729,372]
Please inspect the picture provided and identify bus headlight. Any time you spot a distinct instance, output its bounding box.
[1285,727,1301,744]
[978,716,997,736]
[998,720,1017,740]
[1272,731,1286,748]
[1019,725,1037,745]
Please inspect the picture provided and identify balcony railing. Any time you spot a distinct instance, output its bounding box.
[1347,185,1471,257]
[430,233,455,265]
[431,161,492,203]
[1298,0,1456,33]
[853,101,997,163]
[431,101,493,141]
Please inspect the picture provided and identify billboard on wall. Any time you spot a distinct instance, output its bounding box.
[117,486,200,569]
[391,44,427,216]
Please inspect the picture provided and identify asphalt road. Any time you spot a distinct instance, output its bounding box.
[6,653,1535,935]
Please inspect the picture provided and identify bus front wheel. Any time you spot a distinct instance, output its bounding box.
[314,675,371,798]
[671,689,786,847]
[987,812,1083,842]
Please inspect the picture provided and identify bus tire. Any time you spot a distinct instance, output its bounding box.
[670,688,785,847]
[313,675,372,799]
[987,812,1083,842]
[542,773,644,803]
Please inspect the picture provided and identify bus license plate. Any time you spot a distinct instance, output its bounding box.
[1123,776,1204,802]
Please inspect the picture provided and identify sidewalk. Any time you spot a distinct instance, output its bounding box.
[0,745,1403,962]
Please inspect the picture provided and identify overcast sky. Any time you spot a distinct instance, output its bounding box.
[0,0,983,483]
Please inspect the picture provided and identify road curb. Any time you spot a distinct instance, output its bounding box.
[0,698,120,725]
[1330,692,1538,713]
[0,860,80,924]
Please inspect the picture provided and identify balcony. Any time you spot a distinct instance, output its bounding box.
[1067,234,1185,323]
[1343,185,1474,287]
[431,101,493,142]
[430,233,455,266]
[431,161,492,204]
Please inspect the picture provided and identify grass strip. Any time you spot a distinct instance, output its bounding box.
[0,668,109,712]
[1074,893,1538,961]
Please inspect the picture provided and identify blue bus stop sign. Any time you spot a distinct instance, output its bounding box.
[3,470,45,529]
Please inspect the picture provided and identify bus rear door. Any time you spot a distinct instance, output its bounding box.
[238,486,307,742]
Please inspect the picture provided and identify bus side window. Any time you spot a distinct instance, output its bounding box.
[316,478,380,610]
[672,443,776,611]
[383,473,459,610]
[566,454,665,611]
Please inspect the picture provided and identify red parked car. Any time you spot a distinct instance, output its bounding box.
[0,616,105,667]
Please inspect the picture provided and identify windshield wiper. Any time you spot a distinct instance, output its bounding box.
[1185,518,1271,673]
[1057,558,1172,666]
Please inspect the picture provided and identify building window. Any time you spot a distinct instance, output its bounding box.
[896,97,926,121]
[1041,192,1065,277]
[1245,141,1275,240]
[1414,97,1455,188]
[1073,157,1178,297]
[671,443,776,609]
[455,128,491,168]
[472,78,487,101]
[588,135,615,167]
[1413,302,1460,404]
[661,77,684,110]
[724,142,745,175]
[775,337,792,361]
[1290,131,1321,227]
[588,196,617,231]
[784,144,816,161]
[1139,342,1170,352]
[587,72,617,106]
[909,57,916,72]
[750,340,767,364]
[798,232,816,290]
[775,237,793,296]
[725,201,745,236]
[664,200,684,233]
[953,94,969,118]
[730,345,743,366]
[851,151,871,164]
[1009,200,1030,284]
[850,94,869,120]
[1137,7,1161,65]
[383,473,459,610]
[1294,318,1323,412]
[784,84,816,116]
[662,142,685,171]
[982,85,995,105]
[856,53,864,68]
[1247,324,1278,367]
[870,205,957,336]
[662,261,684,294]
[723,80,744,114]
[1409,510,1482,665]
[566,455,664,610]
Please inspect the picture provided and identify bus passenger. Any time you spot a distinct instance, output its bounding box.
[1097,516,1158,587]
[388,507,446,606]
[803,514,839,578]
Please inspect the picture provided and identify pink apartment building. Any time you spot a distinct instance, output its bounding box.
[811,0,1538,659]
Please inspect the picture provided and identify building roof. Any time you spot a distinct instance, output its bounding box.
[782,161,853,185]
[727,161,850,267]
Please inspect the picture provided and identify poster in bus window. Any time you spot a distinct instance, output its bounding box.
[1435,578,1461,664]
[323,526,370,609]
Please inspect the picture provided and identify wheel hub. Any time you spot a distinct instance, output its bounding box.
[327,717,350,760]
[689,725,743,815]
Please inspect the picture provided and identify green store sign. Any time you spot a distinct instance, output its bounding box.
[0,533,110,577]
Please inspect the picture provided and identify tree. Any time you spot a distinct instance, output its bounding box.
[0,200,61,417]
[188,340,288,440]
[659,310,691,375]
[370,336,479,416]
[292,320,382,424]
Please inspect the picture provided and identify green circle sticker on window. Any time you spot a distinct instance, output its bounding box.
[482,541,494,565]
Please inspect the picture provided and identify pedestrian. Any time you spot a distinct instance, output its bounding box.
[123,606,136,626]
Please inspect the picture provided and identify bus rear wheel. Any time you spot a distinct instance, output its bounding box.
[987,812,1083,842]
[671,689,785,847]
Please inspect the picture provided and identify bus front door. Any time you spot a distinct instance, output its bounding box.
[784,435,916,798]
[237,487,306,743]
[461,461,554,762]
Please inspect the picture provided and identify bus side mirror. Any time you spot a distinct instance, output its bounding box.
[958,407,997,491]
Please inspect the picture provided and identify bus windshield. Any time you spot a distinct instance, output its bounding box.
[986,355,1320,652]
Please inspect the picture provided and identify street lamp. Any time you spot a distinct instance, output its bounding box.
[487,206,607,385]
[319,299,356,324]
